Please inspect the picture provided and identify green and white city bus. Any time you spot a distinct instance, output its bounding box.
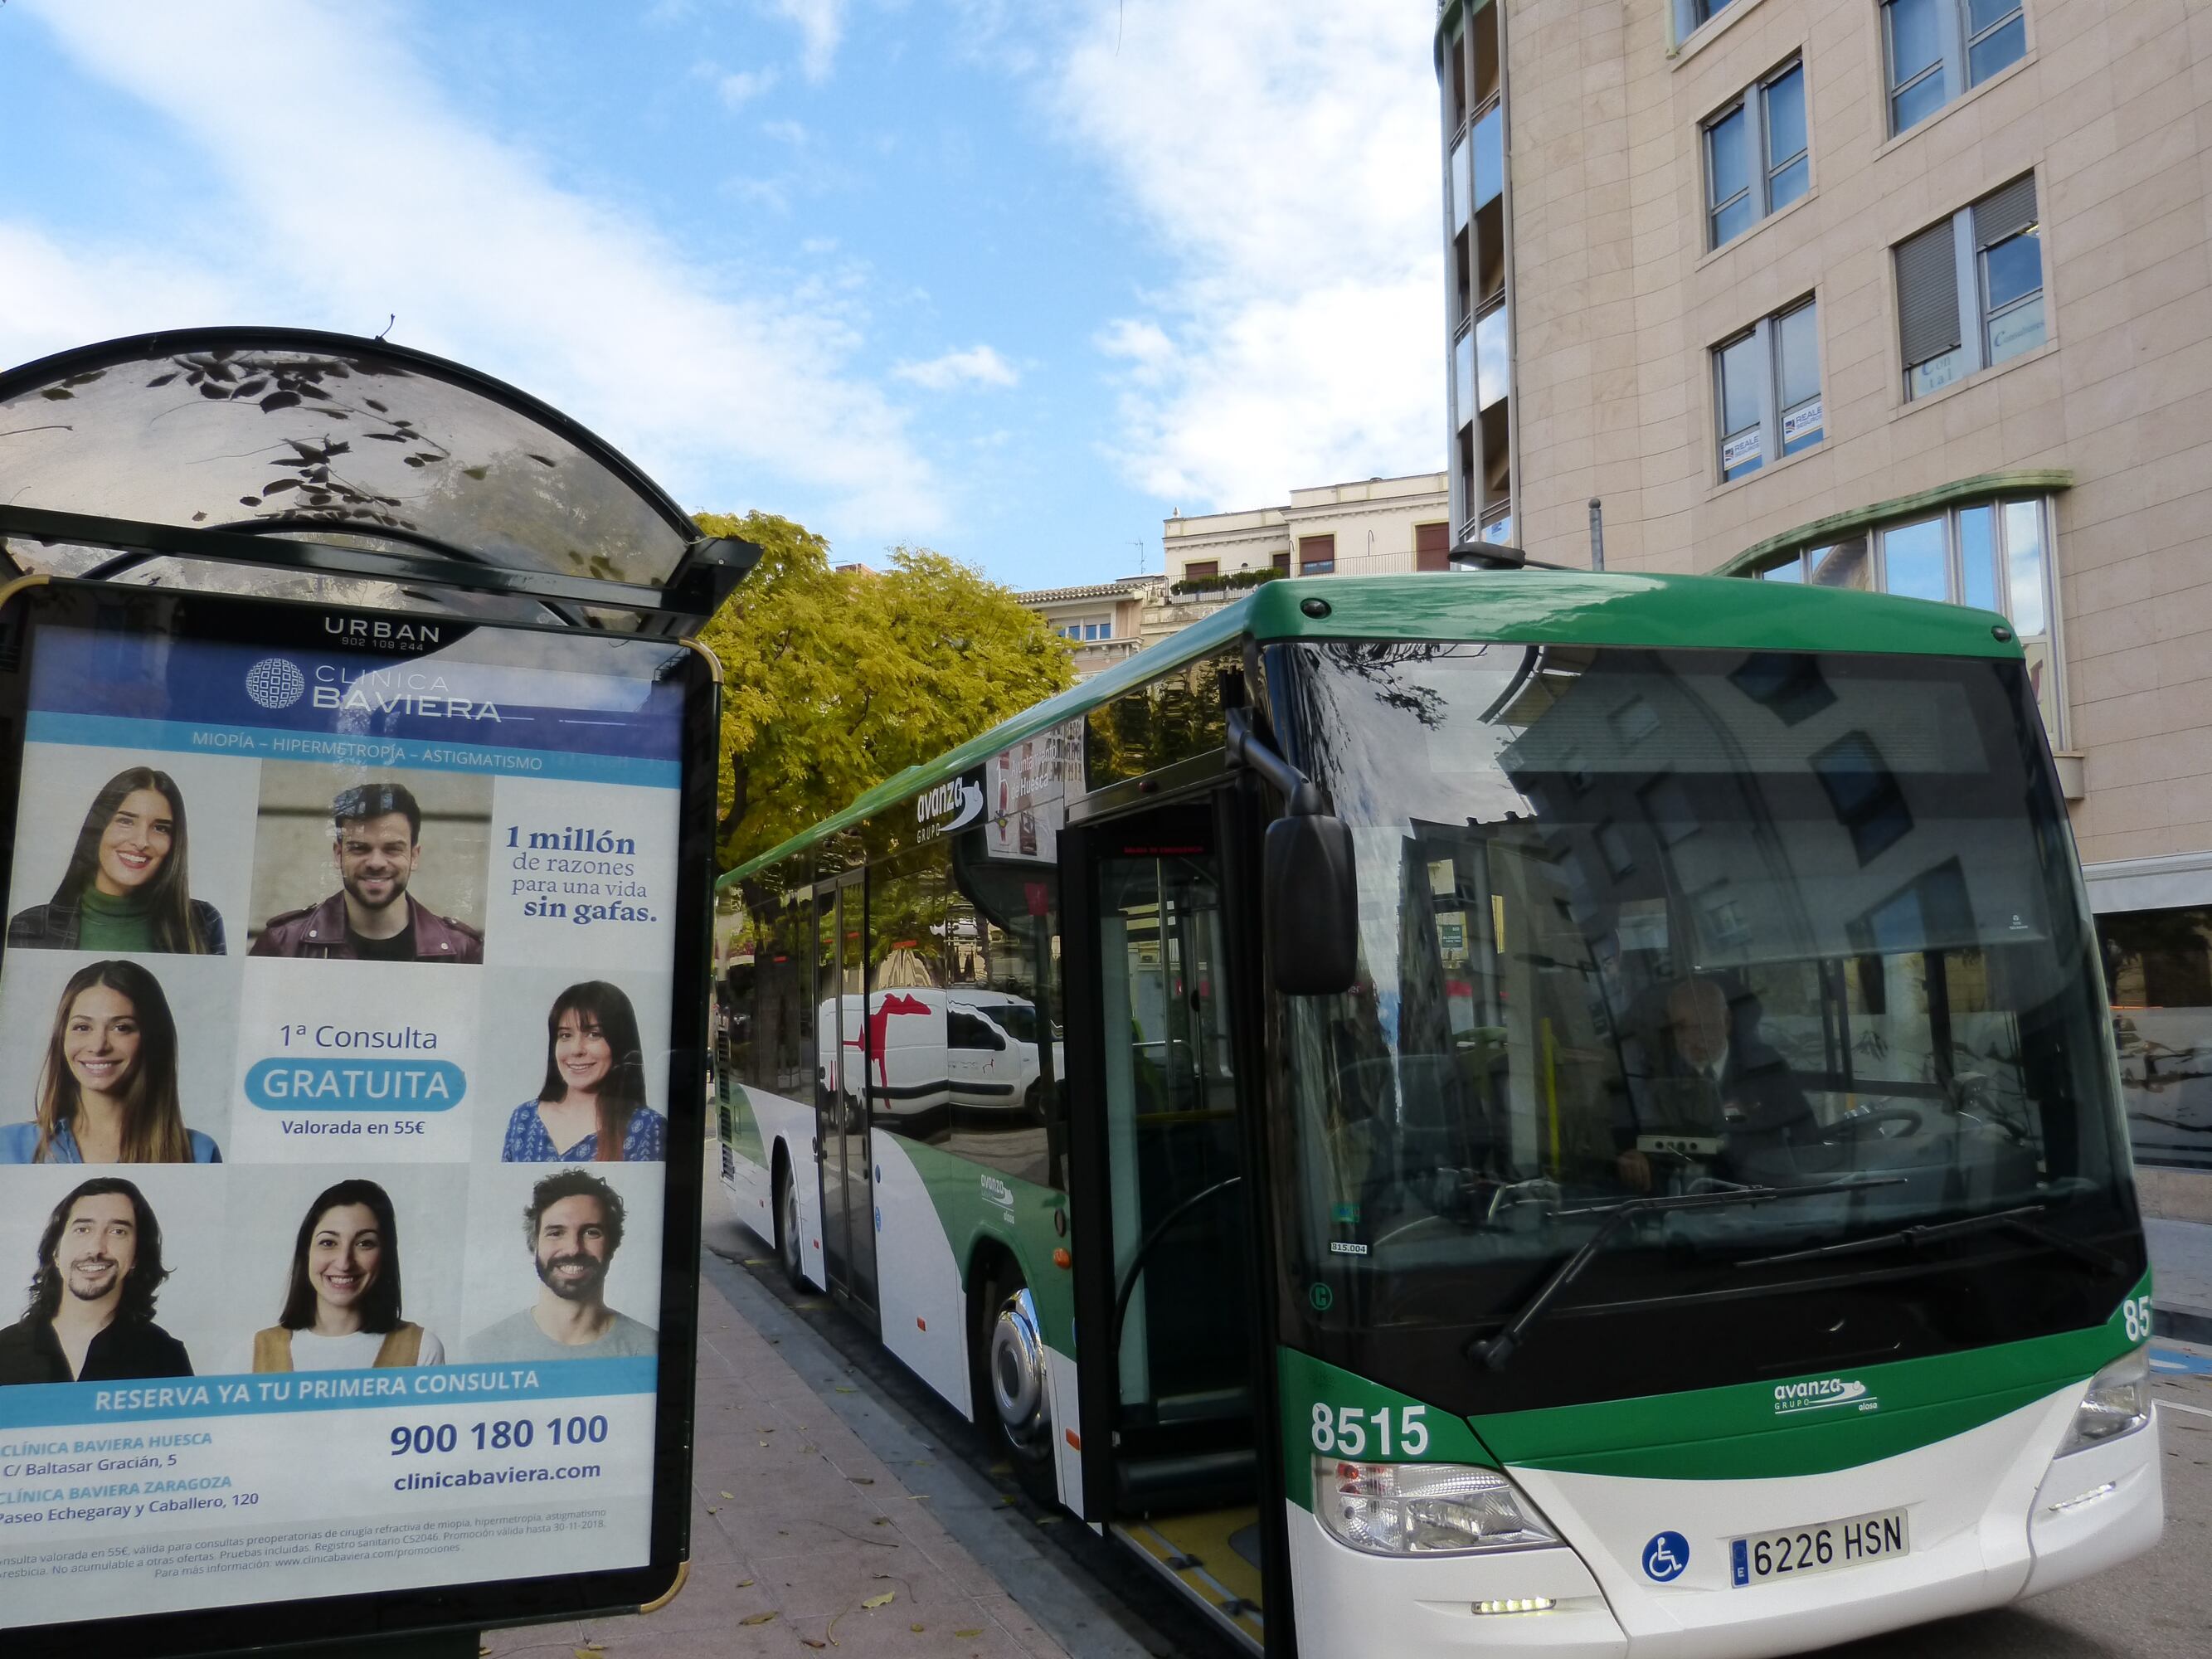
[712,572,2160,1657]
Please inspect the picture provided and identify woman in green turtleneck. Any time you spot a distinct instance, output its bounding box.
[6,767,226,954]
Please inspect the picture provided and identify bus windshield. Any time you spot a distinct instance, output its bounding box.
[1276,640,2137,1362]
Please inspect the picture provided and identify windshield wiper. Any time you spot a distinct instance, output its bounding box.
[1467,1178,1905,1373]
[1737,1201,2128,1275]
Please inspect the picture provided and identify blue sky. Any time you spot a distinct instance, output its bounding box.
[2,0,1442,591]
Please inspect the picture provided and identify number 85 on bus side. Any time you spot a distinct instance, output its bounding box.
[2122,1295,2153,1343]
[1311,1403,1430,1458]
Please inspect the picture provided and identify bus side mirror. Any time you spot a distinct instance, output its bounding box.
[1266,815,1358,995]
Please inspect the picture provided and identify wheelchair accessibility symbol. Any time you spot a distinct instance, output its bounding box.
[1642,1531,1689,1582]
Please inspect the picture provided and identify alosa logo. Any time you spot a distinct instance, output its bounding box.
[1774,1377,1879,1417]
[916,777,984,839]
[245,658,308,711]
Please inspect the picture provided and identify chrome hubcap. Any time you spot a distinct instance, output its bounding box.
[988,1288,1049,1455]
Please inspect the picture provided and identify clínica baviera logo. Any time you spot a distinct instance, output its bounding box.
[245,657,308,711]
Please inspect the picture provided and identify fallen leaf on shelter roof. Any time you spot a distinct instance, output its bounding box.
[862,1590,894,1608]
[721,1490,735,1498]
[955,1631,984,1640]
[738,1612,778,1626]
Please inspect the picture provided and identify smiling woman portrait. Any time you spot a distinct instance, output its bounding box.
[7,767,226,954]
[253,1180,445,1371]
[501,981,665,1163]
[0,959,220,1165]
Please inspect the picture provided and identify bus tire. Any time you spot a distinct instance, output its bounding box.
[772,1155,805,1290]
[973,1258,1056,1502]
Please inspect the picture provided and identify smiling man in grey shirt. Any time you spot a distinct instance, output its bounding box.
[466,1170,656,1363]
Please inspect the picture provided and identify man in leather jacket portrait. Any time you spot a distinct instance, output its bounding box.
[249,781,483,963]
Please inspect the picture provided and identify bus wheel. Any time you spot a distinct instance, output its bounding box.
[977,1266,1055,1501]
[773,1159,805,1289]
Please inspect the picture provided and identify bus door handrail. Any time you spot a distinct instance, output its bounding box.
[1110,1175,1246,1360]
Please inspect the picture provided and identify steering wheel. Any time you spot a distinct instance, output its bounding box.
[1821,1107,1924,1141]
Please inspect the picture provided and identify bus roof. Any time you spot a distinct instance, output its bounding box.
[719,570,2020,885]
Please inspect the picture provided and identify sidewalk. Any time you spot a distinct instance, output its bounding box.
[2150,1217,2212,1343]
[478,1252,1080,1659]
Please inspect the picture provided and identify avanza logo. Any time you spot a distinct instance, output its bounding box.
[1773,1377,1879,1417]
[914,778,984,837]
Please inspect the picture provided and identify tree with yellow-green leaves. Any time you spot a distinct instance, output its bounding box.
[696,511,1075,873]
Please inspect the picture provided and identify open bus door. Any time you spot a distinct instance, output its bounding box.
[1063,784,1297,1656]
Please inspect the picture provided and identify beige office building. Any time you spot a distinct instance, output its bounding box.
[1437,0,2211,1174]
[1161,471,1454,587]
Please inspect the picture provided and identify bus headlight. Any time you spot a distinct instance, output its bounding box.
[1313,1457,1559,1555]
[2054,1346,2151,1457]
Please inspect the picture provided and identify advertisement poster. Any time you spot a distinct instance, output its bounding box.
[0,607,688,1630]
[984,718,1083,865]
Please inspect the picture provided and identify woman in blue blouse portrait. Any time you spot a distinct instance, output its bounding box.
[500,980,664,1162]
[0,960,221,1163]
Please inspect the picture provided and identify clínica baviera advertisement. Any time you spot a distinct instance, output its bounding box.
[0,613,684,1626]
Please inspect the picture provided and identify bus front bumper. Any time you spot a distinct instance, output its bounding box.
[1285,1385,2162,1657]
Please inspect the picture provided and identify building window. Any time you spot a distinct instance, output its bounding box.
[1897,173,2043,399]
[1752,495,2059,735]
[1184,561,1218,581]
[1415,521,1451,572]
[1299,535,1336,575]
[2097,904,2212,1170]
[1884,0,2027,137]
[1704,61,1808,249]
[1675,0,1738,38]
[1272,551,1291,574]
[1712,297,1822,482]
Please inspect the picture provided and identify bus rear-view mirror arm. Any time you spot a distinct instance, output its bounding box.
[1226,709,1359,996]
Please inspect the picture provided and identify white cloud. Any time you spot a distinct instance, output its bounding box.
[5,0,940,538]
[893,345,1020,391]
[766,0,847,83]
[712,66,778,109]
[1048,0,1444,508]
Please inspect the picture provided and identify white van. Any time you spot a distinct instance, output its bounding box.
[816,989,1061,1125]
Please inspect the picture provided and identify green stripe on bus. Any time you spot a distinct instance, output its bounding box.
[892,1137,1075,1355]
[1281,1272,2148,1496]
[1467,1271,2152,1481]
[1280,1347,1500,1511]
